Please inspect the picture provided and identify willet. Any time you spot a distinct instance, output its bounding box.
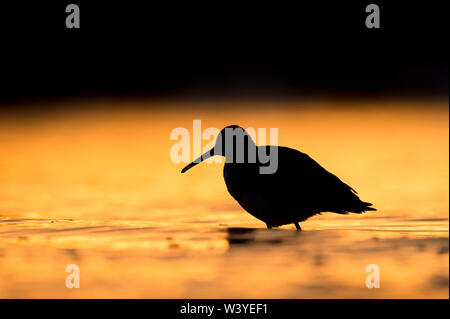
[181,125,375,230]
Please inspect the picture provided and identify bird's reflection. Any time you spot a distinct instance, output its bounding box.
[226,227,257,245]
[226,227,300,247]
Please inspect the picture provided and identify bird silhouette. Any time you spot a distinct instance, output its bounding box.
[181,125,376,230]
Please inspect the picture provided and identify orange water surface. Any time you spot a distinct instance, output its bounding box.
[0,98,448,298]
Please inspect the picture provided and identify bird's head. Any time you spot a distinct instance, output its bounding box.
[181,125,256,173]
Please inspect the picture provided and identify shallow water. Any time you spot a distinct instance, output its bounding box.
[0,99,448,298]
[0,215,448,298]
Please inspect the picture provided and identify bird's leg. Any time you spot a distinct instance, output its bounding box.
[266,223,272,229]
[294,222,302,231]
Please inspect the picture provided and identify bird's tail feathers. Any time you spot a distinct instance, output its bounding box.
[352,201,376,213]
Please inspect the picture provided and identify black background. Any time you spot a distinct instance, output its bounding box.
[0,1,448,102]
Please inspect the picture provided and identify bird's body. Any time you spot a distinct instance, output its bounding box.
[181,125,375,230]
[223,146,374,228]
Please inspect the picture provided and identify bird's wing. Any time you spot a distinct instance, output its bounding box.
[259,147,363,212]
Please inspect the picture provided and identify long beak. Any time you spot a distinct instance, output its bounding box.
[181,148,215,173]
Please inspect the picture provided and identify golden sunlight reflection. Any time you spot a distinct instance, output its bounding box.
[0,98,448,298]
